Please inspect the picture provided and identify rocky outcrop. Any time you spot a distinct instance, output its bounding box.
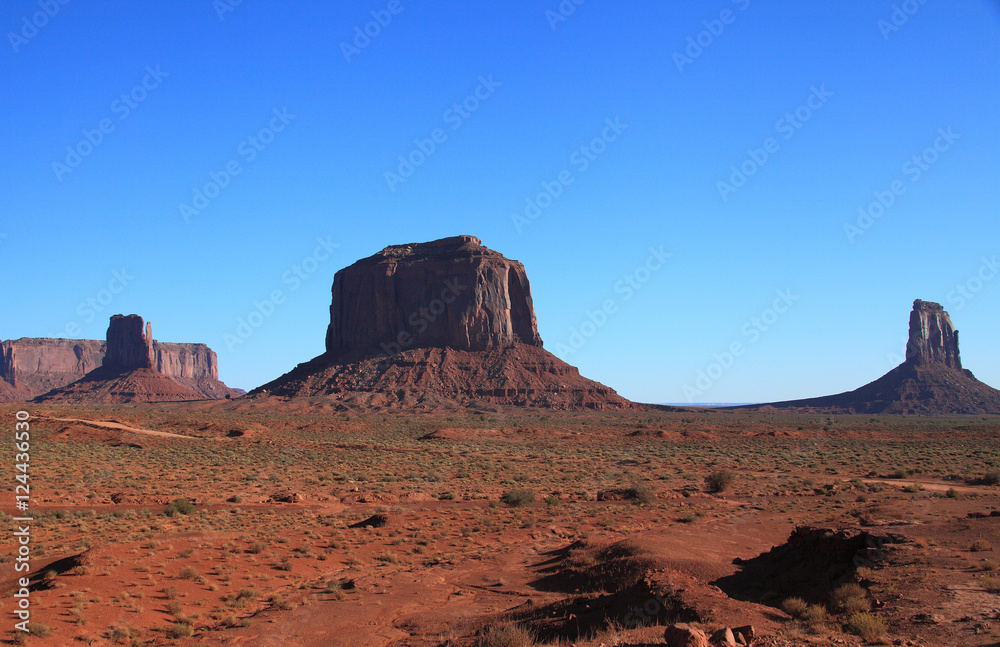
[1,334,237,402]
[28,314,239,403]
[906,299,961,368]
[0,339,104,399]
[325,235,542,359]
[745,299,1000,415]
[255,235,633,410]
[103,314,155,371]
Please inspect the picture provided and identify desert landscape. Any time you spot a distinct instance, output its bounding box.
[4,4,998,646]
[3,236,999,647]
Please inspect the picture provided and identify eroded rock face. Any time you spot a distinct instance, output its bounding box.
[1,322,238,401]
[103,314,155,371]
[905,299,961,369]
[325,235,542,359]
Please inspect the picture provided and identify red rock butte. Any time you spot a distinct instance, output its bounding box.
[745,299,1000,415]
[32,315,230,404]
[253,235,635,410]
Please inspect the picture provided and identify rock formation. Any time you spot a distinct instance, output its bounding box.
[325,235,542,359]
[747,299,1000,415]
[254,236,633,410]
[1,334,238,402]
[103,315,155,371]
[906,299,961,369]
[32,315,231,404]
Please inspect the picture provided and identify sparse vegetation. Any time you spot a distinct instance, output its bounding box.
[845,611,887,641]
[705,469,736,494]
[500,489,535,508]
[477,624,535,647]
[830,583,868,614]
[781,596,809,618]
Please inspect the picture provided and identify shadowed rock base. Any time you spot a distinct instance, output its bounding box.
[253,344,634,411]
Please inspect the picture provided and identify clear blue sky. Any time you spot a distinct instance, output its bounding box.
[2,1,998,403]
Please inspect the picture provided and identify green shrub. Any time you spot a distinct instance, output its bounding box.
[845,612,887,641]
[980,576,1000,593]
[500,489,535,508]
[163,498,195,516]
[984,471,1000,486]
[829,583,867,614]
[705,469,736,494]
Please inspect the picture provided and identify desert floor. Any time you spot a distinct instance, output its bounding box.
[2,402,999,647]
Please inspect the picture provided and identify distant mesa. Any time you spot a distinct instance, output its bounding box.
[16,315,239,404]
[253,235,634,410]
[745,299,1000,415]
[1,318,239,402]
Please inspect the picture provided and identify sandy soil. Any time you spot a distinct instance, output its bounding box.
[1,404,998,646]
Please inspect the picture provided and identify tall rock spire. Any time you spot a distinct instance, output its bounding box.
[905,300,961,369]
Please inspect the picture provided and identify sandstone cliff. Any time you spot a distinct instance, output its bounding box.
[34,314,207,404]
[255,235,633,410]
[325,235,542,359]
[2,318,239,402]
[906,299,961,369]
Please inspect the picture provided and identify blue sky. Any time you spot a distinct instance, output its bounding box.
[2,0,998,403]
